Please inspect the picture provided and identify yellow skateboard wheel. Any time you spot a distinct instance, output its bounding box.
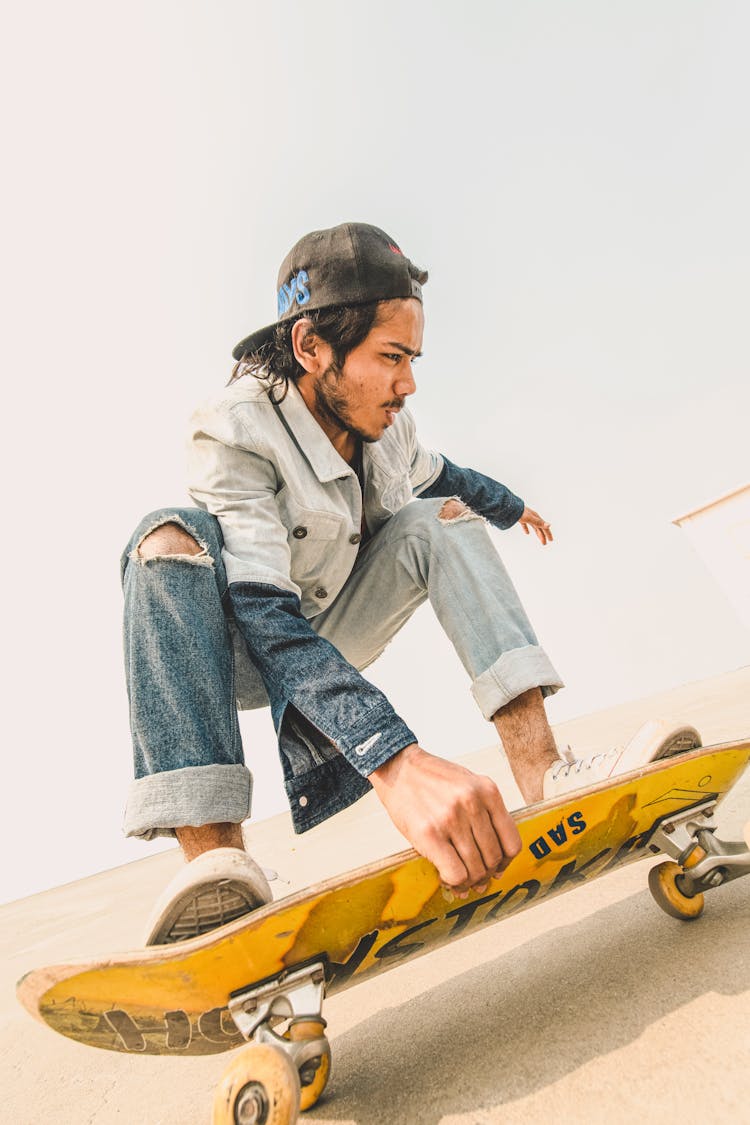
[648,861,705,921]
[212,1042,300,1124]
[287,1019,331,1111]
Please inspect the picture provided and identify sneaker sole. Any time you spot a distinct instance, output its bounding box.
[651,728,703,759]
[148,878,265,945]
[617,722,702,775]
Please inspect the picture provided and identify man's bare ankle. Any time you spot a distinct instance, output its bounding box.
[175,822,245,862]
[493,688,561,805]
[514,747,560,804]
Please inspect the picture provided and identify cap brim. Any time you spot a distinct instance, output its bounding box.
[231,320,278,361]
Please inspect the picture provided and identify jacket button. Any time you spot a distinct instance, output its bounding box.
[292,526,308,539]
[349,532,362,544]
[315,587,328,600]
[299,795,308,807]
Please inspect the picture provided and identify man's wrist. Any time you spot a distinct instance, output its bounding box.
[369,742,423,788]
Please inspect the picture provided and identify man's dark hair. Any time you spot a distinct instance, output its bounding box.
[229,301,382,401]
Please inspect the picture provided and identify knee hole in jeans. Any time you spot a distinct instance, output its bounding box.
[135,521,209,562]
[437,498,482,524]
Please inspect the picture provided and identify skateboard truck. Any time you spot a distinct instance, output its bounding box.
[647,799,750,918]
[226,961,330,1110]
[229,961,327,1040]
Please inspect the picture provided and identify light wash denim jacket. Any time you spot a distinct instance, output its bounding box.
[187,375,524,830]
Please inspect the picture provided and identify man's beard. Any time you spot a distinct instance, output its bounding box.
[313,362,382,443]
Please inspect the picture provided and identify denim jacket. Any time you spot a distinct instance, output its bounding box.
[188,375,524,830]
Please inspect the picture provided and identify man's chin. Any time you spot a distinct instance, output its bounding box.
[359,427,385,444]
[351,421,386,444]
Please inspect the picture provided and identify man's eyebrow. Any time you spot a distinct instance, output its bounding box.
[383,341,423,357]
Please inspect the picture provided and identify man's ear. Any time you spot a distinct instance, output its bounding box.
[291,318,327,374]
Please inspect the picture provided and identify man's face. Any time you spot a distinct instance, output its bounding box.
[302,299,424,445]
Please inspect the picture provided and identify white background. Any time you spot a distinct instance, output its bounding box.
[2,1,749,902]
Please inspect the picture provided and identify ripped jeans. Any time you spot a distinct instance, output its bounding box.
[121,498,564,838]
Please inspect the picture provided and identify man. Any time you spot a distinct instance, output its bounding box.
[121,223,699,944]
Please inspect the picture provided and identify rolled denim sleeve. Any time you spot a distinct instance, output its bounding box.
[229,582,417,777]
[418,455,525,530]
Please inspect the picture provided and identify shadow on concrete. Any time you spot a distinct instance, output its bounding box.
[310,879,750,1123]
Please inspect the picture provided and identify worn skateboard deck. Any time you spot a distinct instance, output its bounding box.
[18,741,750,1058]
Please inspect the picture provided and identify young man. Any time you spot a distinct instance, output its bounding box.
[121,223,699,944]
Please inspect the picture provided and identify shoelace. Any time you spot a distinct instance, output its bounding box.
[549,747,619,782]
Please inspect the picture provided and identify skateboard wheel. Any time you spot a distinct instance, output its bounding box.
[287,1019,331,1111]
[212,1042,300,1124]
[648,861,705,921]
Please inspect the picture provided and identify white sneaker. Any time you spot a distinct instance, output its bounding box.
[542,719,702,801]
[143,847,273,945]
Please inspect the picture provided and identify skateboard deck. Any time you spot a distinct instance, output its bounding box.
[18,740,750,1065]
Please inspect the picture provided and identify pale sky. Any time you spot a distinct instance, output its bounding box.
[3,1,749,902]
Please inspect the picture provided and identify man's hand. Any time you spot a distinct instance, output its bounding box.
[519,506,553,545]
[369,744,522,893]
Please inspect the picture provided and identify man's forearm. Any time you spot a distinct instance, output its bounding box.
[418,455,525,529]
[229,581,416,777]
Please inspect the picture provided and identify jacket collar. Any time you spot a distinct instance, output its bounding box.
[275,381,354,483]
[274,380,399,484]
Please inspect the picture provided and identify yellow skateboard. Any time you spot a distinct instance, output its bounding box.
[17,740,750,1123]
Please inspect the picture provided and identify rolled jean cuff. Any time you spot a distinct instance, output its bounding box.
[471,644,564,720]
[123,763,253,841]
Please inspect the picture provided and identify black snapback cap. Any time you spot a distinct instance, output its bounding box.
[232,222,428,360]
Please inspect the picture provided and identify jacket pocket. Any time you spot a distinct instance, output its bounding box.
[276,488,344,588]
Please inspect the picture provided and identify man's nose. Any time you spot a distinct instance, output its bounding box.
[394,366,417,397]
